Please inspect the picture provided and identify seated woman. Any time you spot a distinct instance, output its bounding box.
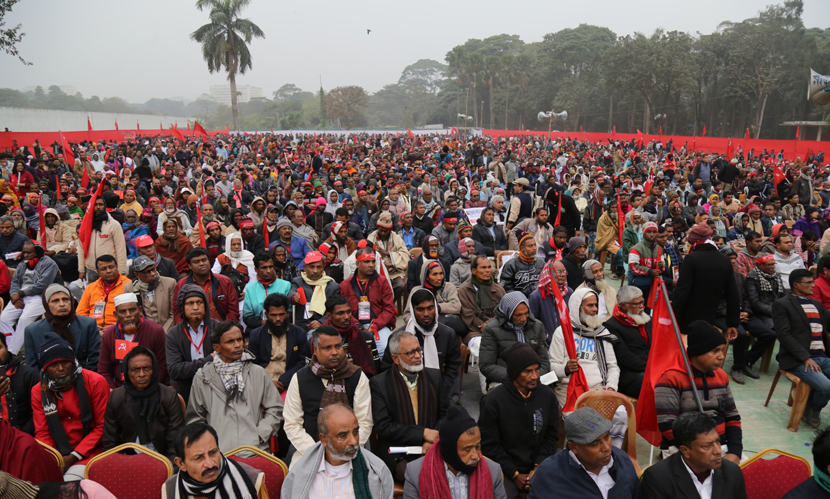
[405,260,465,338]
[102,347,184,463]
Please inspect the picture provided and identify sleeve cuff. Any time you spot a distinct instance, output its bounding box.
[71,451,83,461]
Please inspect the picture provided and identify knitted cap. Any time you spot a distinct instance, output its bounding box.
[37,332,76,371]
[685,320,726,357]
[502,342,541,381]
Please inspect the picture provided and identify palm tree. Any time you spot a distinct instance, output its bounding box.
[191,0,265,131]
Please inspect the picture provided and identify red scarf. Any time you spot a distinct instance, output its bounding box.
[26,258,39,270]
[418,440,493,499]
[612,304,649,346]
[258,276,276,297]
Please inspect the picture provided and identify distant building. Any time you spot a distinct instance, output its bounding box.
[209,84,262,105]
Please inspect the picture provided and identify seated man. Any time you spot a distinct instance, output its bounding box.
[605,286,651,398]
[322,294,380,376]
[367,212,410,302]
[529,407,639,499]
[500,231,545,297]
[0,331,39,434]
[31,333,109,481]
[404,405,506,499]
[77,254,131,334]
[577,259,617,320]
[480,291,550,389]
[341,247,397,357]
[0,241,59,354]
[640,412,746,499]
[273,218,311,270]
[124,255,177,332]
[186,321,283,452]
[102,346,184,462]
[655,320,742,462]
[166,285,219,403]
[529,259,573,345]
[479,343,560,499]
[472,206,508,257]
[248,292,309,394]
[282,403,393,498]
[774,269,830,429]
[129,234,179,280]
[173,248,240,323]
[550,288,620,407]
[289,250,340,331]
[389,288,461,395]
[783,426,830,499]
[98,293,169,389]
[241,252,290,331]
[25,283,100,372]
[627,222,663,299]
[370,330,449,479]
[459,255,506,349]
[156,218,195,276]
[283,325,373,466]
[164,422,268,499]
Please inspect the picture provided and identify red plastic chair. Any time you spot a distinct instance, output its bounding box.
[227,445,288,499]
[740,448,812,499]
[85,443,172,499]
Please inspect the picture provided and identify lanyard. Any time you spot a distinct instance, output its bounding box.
[356,278,370,297]
[184,324,206,354]
[100,278,118,300]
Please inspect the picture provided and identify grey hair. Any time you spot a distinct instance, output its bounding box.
[489,195,504,205]
[0,216,12,225]
[125,209,137,217]
[617,286,644,305]
[387,330,416,356]
[317,403,355,438]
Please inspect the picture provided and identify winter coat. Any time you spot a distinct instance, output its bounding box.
[25,315,101,372]
[500,256,546,297]
[479,303,550,384]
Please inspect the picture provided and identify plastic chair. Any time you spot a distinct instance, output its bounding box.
[226,445,288,499]
[740,448,812,499]
[37,439,64,471]
[764,370,812,432]
[85,443,172,499]
[573,390,641,474]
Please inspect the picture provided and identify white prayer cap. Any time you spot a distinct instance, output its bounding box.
[113,293,138,308]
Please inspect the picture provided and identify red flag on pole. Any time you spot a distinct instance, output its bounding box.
[580,125,584,132]
[136,121,140,131]
[196,204,206,248]
[59,133,74,169]
[636,280,687,446]
[78,180,106,256]
[659,125,663,136]
[407,129,414,139]
[171,127,186,141]
[262,216,269,248]
[644,170,654,195]
[613,125,616,134]
[160,121,163,130]
[745,128,750,140]
[616,193,624,246]
[194,121,209,137]
[38,194,46,248]
[774,164,785,188]
[87,118,92,131]
[796,126,800,140]
[114,120,119,131]
[55,178,61,202]
[701,126,706,137]
[550,279,590,412]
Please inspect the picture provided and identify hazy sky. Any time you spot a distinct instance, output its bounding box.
[2,0,828,103]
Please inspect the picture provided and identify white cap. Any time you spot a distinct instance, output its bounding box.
[113,293,138,308]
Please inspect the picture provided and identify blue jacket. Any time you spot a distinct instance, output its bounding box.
[0,230,29,269]
[528,447,639,499]
[123,224,152,259]
[10,256,59,298]
[24,315,101,371]
[247,323,310,387]
[269,237,310,270]
[241,278,291,330]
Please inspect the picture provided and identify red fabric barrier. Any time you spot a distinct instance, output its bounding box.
[482,129,830,162]
[0,128,230,151]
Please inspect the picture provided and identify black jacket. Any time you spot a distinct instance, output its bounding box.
[128,255,178,281]
[744,268,785,319]
[412,214,434,236]
[773,294,830,371]
[102,384,185,463]
[562,254,587,290]
[547,194,581,237]
[472,222,508,257]
[383,323,461,394]
[165,318,220,402]
[605,316,651,398]
[639,452,747,499]
[478,380,561,478]
[672,245,739,331]
[2,354,39,435]
[247,323,310,388]
[369,367,448,471]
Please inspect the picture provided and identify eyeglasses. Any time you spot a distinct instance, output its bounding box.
[554,270,567,275]
[626,300,646,308]
[398,347,423,358]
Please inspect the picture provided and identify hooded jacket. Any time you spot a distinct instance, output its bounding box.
[41,208,75,253]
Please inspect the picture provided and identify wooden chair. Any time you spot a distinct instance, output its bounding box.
[178,393,186,414]
[226,445,288,499]
[409,248,423,259]
[740,448,812,499]
[764,370,812,432]
[574,390,641,474]
[85,443,172,499]
[37,440,63,471]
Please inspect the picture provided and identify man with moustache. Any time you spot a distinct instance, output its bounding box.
[248,293,309,394]
[190,203,227,249]
[123,256,177,332]
[578,259,618,321]
[242,253,291,331]
[166,285,219,403]
[605,286,652,398]
[97,293,169,389]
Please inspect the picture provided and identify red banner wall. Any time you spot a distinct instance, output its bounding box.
[482,129,830,162]
[0,128,230,151]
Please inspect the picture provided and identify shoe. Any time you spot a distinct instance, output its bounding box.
[730,369,745,385]
[609,274,621,280]
[809,408,822,429]
[741,366,760,380]
[802,406,813,425]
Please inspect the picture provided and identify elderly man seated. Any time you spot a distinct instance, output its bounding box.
[604,286,651,398]
[577,259,617,320]
[458,255,506,350]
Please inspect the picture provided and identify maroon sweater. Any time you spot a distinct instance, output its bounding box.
[98,318,169,388]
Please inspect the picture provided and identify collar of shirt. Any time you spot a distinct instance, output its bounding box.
[681,455,714,499]
[398,369,419,390]
[318,455,353,477]
[569,449,615,480]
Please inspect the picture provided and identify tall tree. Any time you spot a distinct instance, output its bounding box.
[190,0,265,131]
[326,86,369,129]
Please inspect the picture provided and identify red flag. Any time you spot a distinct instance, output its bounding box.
[636,280,687,446]
[81,165,90,189]
[725,139,733,160]
[407,129,414,139]
[659,125,663,136]
[774,164,785,188]
[745,128,750,140]
[644,170,654,195]
[196,204,206,248]
[550,280,590,412]
[194,121,209,137]
[171,127,186,141]
[796,126,800,140]
[262,216,269,248]
[55,177,61,202]
[78,180,106,256]
[553,193,563,227]
[136,121,140,131]
[691,138,696,151]
[114,120,119,131]
[701,126,706,137]
[187,122,191,130]
[38,194,46,248]
[580,125,584,132]
[636,129,642,135]
[160,121,163,130]
[59,134,74,169]
[612,125,616,134]
[295,288,308,305]
[87,118,92,131]
[616,192,624,245]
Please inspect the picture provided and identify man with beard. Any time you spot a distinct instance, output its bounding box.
[186,321,283,452]
[479,343,560,499]
[500,231,545,297]
[322,207,363,244]
[98,293,169,389]
[0,241,59,354]
[528,407,639,499]
[306,197,333,242]
[31,333,110,481]
[283,403,393,497]
[123,256,177,332]
[578,259,617,320]
[627,222,663,301]
[173,248,240,324]
[550,288,620,407]
[508,208,554,251]
[368,212,411,302]
[129,234,178,280]
[24,284,100,371]
[239,217,266,255]
[81,196,127,282]
[529,260,574,345]
[248,293,308,394]
[242,253,291,331]
[155,219,194,277]
[190,203,226,248]
[275,217,310,269]
[322,220,357,264]
[604,286,652,398]
[0,331,39,435]
[289,251,341,331]
[164,422,268,499]
[213,196,231,226]
[166,285,219,403]
[41,207,74,257]
[340,248,397,357]
[473,206,508,258]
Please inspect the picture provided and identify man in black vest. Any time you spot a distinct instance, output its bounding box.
[506,177,533,233]
[282,325,373,467]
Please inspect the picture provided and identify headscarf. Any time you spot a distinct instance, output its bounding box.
[324,189,342,216]
[421,235,439,260]
[41,284,76,347]
[421,261,444,292]
[403,289,441,370]
[223,232,255,269]
[121,346,160,445]
[497,291,531,342]
[568,288,612,383]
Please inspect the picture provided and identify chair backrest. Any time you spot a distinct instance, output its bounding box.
[410,248,423,259]
[37,439,64,471]
[740,449,812,499]
[573,390,640,473]
[85,443,172,499]
[496,251,517,280]
[226,445,288,499]
[177,393,186,414]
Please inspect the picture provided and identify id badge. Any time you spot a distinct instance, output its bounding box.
[146,290,155,303]
[93,301,105,319]
[672,266,680,283]
[115,339,138,360]
[358,297,371,321]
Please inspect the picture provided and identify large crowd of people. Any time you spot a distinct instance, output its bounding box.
[0,130,828,498]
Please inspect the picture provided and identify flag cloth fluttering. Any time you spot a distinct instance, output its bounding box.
[78,180,106,256]
[550,280,590,412]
